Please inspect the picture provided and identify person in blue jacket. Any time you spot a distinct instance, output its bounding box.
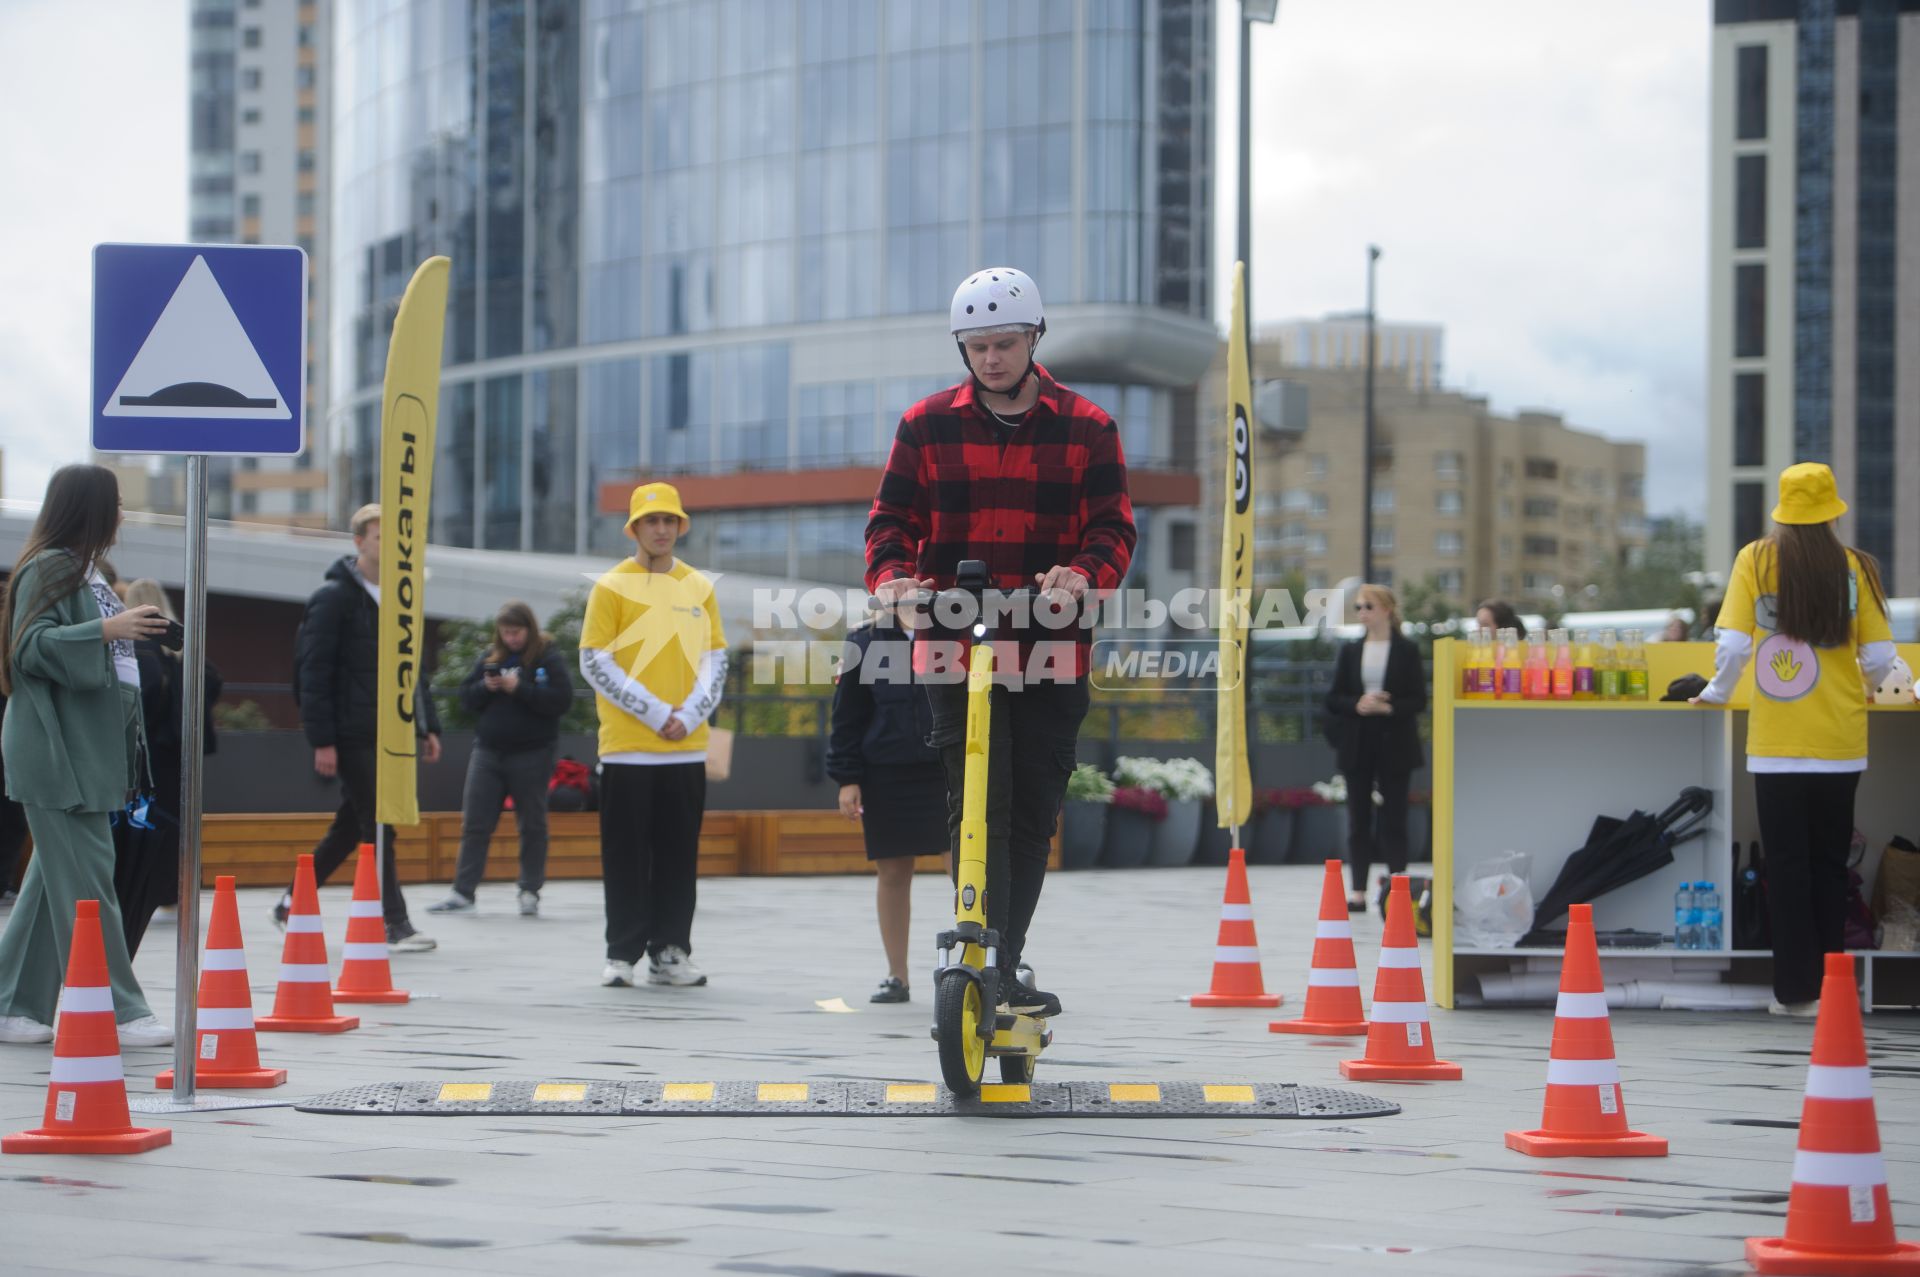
[827,611,947,1003]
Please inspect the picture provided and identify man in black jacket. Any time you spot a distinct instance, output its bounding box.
[283,503,443,951]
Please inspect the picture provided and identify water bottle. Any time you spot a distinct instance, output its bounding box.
[1698,882,1723,951]
[1674,881,1696,950]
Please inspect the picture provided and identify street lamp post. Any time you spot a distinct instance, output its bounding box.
[1238,0,1279,310]
[1236,0,1278,787]
[1362,244,1381,584]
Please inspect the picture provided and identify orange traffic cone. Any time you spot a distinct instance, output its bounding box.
[1340,874,1460,1082]
[1746,953,1920,1275]
[1505,903,1664,1157]
[156,876,286,1089]
[332,844,409,1005]
[1189,848,1281,1007]
[1271,859,1369,1036]
[3,900,171,1154]
[255,854,359,1034]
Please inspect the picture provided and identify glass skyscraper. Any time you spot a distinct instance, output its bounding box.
[329,0,1217,590]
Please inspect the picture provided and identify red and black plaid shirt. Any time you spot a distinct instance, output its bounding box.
[864,364,1136,678]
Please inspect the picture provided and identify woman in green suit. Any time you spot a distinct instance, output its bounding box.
[0,465,173,1047]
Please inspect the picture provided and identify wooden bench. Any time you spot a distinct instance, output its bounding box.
[191,811,1056,887]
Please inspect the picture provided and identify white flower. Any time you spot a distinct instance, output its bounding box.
[1114,755,1214,802]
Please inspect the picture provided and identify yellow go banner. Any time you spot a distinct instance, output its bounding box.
[375,256,450,828]
[1215,261,1253,832]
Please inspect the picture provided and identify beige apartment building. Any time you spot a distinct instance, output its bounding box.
[1203,351,1647,613]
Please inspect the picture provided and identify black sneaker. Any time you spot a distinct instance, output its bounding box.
[1000,969,1062,1017]
[869,976,910,1004]
[271,891,291,931]
[386,921,437,953]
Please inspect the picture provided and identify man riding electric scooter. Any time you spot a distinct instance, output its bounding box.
[865,267,1136,1020]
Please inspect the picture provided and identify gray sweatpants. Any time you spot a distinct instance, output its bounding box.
[451,744,557,899]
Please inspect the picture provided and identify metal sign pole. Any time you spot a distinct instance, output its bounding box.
[170,454,209,1103]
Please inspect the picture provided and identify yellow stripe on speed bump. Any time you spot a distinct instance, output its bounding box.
[662,1083,715,1102]
[757,1084,809,1103]
[980,1084,1030,1103]
[1109,1084,1161,1103]
[1204,1085,1256,1104]
[885,1083,938,1104]
[533,1083,587,1103]
[438,1083,493,1102]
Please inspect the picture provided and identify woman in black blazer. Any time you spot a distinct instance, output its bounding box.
[1323,585,1427,911]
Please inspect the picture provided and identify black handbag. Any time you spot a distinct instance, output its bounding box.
[1733,839,1769,950]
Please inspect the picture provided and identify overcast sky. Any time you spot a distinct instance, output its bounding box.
[0,0,1706,516]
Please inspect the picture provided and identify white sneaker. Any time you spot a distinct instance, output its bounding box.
[426,892,476,915]
[647,946,707,987]
[0,1015,53,1044]
[601,959,635,988]
[118,1015,174,1048]
[151,906,177,925]
[517,889,539,918]
[1769,998,1820,1018]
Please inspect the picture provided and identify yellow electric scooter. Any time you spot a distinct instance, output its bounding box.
[889,560,1051,1097]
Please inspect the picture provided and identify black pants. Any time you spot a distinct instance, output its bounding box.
[113,755,182,958]
[600,762,706,962]
[1342,747,1413,896]
[452,744,556,898]
[926,676,1089,971]
[1753,770,1860,1005]
[0,750,31,893]
[306,741,409,928]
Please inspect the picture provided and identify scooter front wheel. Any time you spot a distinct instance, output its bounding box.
[935,970,986,1096]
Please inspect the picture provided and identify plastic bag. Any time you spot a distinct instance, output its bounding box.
[1881,898,1920,953]
[1454,851,1535,949]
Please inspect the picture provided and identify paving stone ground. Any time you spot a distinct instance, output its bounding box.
[1,863,1916,1276]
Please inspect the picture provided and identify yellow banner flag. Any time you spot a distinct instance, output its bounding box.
[375,257,450,828]
[1216,261,1254,831]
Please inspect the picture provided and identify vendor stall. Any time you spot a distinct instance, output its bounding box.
[1432,638,1920,1010]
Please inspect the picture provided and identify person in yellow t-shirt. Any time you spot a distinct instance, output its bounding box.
[580,482,727,990]
[1694,463,1894,1016]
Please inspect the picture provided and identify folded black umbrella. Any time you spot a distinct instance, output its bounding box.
[1522,786,1714,943]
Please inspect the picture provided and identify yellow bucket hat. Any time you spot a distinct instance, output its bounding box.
[1771,462,1847,526]
[627,481,690,530]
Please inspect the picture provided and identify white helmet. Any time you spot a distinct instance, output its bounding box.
[950,267,1046,337]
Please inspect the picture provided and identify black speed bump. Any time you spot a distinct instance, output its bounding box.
[296,1080,1400,1120]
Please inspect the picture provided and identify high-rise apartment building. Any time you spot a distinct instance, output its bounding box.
[324,0,1216,594]
[176,0,332,527]
[1708,1,1919,592]
[1203,357,1647,611]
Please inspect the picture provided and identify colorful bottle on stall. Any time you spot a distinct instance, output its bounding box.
[1500,628,1524,699]
[1461,631,1482,699]
[1597,628,1623,700]
[1474,630,1499,698]
[1551,628,1575,700]
[1523,633,1550,700]
[1623,629,1650,701]
[1573,630,1597,700]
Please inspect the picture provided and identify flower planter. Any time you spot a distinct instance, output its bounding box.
[1060,802,1109,870]
[1149,798,1202,867]
[1291,803,1347,864]
[1246,808,1295,866]
[1102,807,1157,868]
[1195,805,1235,866]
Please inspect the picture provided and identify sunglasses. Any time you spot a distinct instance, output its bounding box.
[1355,602,1376,611]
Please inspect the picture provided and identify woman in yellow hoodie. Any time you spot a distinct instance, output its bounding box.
[1694,463,1894,1016]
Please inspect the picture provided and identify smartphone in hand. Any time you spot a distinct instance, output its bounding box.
[159,618,186,652]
